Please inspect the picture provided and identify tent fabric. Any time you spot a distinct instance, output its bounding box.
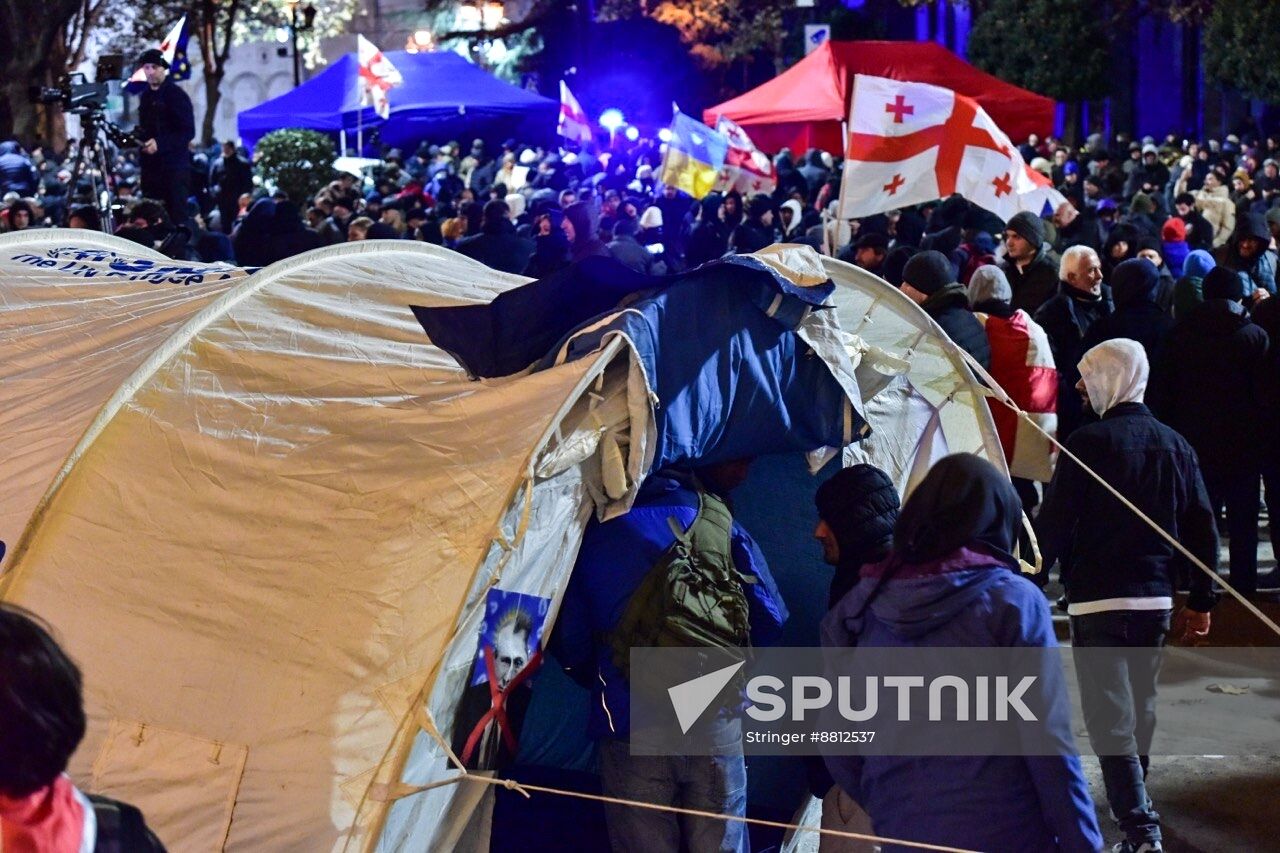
[0,229,248,568]
[236,50,557,151]
[703,41,1056,155]
[413,250,863,472]
[818,254,1007,496]
[0,238,1003,851]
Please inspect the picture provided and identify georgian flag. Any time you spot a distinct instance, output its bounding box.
[557,81,593,144]
[713,116,776,195]
[838,74,1039,222]
[357,35,402,120]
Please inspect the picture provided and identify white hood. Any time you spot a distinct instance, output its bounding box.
[1079,338,1148,415]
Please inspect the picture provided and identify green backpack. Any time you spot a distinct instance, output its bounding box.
[609,490,754,679]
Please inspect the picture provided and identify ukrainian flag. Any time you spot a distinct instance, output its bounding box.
[659,111,729,199]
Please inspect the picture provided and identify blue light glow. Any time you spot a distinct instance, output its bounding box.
[599,109,626,131]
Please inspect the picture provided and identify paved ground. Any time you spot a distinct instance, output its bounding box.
[1069,512,1279,851]
[1083,755,1280,852]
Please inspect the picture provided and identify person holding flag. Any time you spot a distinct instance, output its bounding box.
[135,46,195,229]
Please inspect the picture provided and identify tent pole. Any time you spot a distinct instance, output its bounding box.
[340,128,348,155]
[357,108,363,157]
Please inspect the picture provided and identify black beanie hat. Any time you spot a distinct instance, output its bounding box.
[1203,266,1241,301]
[137,48,169,69]
[1006,210,1046,247]
[814,465,900,567]
[882,245,917,286]
[901,249,954,295]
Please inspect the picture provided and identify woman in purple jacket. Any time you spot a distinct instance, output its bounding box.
[821,454,1102,852]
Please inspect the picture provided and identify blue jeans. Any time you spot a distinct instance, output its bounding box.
[598,735,748,853]
[1070,609,1171,847]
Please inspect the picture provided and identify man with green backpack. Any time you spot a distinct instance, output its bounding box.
[554,460,787,853]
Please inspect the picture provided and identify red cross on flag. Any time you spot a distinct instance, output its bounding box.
[1017,163,1070,217]
[357,35,403,120]
[713,116,777,196]
[839,74,1038,222]
[558,81,593,145]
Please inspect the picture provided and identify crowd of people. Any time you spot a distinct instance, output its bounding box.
[4,100,1279,851]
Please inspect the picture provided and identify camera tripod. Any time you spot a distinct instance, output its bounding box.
[63,111,123,233]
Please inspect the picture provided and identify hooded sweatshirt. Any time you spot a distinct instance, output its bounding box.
[1173,248,1215,319]
[821,455,1101,853]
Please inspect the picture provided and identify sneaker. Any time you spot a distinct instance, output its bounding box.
[1112,842,1162,853]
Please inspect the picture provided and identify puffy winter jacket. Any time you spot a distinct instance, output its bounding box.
[0,141,37,197]
[821,553,1102,853]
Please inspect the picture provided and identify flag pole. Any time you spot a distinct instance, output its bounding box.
[357,94,364,157]
[829,89,856,257]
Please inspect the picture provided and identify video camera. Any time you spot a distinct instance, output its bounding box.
[33,55,140,147]
[37,73,111,114]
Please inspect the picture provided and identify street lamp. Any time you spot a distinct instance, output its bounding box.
[286,1,317,88]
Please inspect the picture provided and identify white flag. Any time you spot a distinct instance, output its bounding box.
[357,35,403,120]
[126,16,186,86]
[838,74,1039,222]
[713,116,776,196]
[557,81,593,144]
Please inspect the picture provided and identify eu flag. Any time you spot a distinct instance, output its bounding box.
[659,111,729,199]
[169,17,192,82]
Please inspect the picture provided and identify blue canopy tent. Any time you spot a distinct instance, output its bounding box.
[237,50,557,152]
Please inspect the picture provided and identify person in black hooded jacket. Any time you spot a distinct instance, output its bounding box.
[813,464,901,609]
[900,250,991,369]
[1148,266,1271,594]
[523,209,571,278]
[456,199,535,274]
[563,201,610,263]
[270,201,323,262]
[729,195,777,254]
[1081,257,1174,361]
[685,193,728,268]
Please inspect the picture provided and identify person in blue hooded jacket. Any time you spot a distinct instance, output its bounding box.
[554,460,787,853]
[821,454,1102,853]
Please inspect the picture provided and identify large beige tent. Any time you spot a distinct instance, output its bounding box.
[0,230,247,567]
[0,234,1003,851]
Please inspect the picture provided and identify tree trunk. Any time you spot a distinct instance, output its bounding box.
[0,0,83,146]
[1064,101,1082,148]
[201,65,223,146]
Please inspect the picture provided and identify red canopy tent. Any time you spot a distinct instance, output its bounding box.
[704,40,1055,155]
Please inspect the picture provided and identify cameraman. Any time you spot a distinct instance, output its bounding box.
[135,48,194,228]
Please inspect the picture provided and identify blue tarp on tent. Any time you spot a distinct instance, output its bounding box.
[413,255,864,472]
[236,50,557,151]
